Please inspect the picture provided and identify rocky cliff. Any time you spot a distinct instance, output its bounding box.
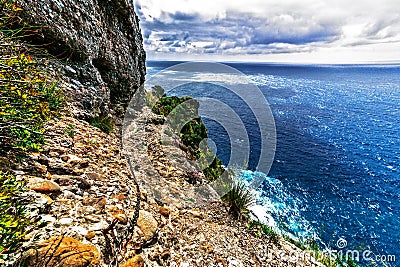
[1,1,327,266]
[14,0,146,117]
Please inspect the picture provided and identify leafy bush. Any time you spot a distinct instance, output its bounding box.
[152,95,193,117]
[0,171,35,258]
[0,53,65,152]
[152,95,204,152]
[151,92,254,218]
[180,119,207,150]
[202,157,225,182]
[0,0,22,30]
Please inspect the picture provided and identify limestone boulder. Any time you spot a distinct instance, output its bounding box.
[137,210,158,242]
[20,236,100,267]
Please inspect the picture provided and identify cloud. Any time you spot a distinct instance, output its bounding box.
[361,17,400,40]
[135,0,400,62]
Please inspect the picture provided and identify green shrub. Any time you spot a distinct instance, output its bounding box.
[0,2,65,155]
[180,118,207,150]
[152,95,204,150]
[0,171,35,258]
[0,0,22,30]
[202,157,225,182]
[0,53,64,153]
[89,115,114,134]
[249,220,280,244]
[260,224,280,244]
[0,3,61,260]
[151,92,256,219]
[152,93,226,182]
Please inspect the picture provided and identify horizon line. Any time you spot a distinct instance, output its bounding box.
[146,58,400,66]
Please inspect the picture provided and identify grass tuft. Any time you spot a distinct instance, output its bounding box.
[221,177,255,219]
[248,220,280,245]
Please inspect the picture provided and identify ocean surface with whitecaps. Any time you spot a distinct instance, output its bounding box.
[146,61,400,262]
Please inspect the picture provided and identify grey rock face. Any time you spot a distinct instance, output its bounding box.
[15,0,146,116]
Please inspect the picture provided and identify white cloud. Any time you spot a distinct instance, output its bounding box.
[135,0,400,63]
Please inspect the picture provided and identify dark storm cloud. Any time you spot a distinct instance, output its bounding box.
[139,10,342,55]
[169,11,199,21]
[136,0,400,62]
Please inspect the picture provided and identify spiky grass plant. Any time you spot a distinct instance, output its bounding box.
[222,178,255,219]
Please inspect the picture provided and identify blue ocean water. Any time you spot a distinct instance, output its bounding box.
[146,61,400,262]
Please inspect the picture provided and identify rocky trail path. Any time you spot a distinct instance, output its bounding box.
[10,107,322,267]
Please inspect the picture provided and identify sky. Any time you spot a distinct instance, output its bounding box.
[134,0,400,64]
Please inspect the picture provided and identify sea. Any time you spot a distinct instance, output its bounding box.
[145,60,400,264]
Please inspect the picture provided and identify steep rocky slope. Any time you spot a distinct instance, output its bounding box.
[11,105,322,267]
